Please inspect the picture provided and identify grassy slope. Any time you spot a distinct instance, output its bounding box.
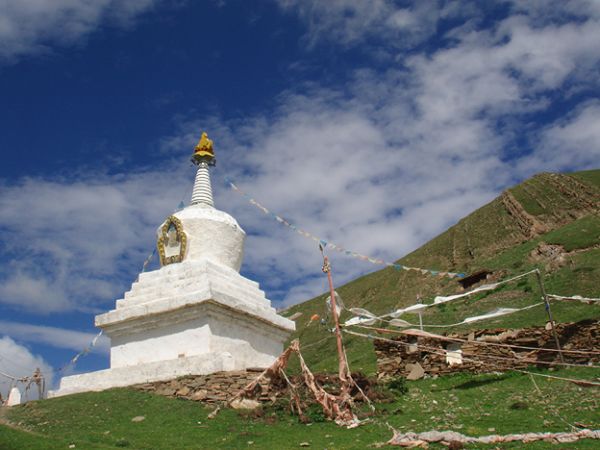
[2,170,598,450]
[2,367,598,449]
[283,170,600,374]
[571,169,600,188]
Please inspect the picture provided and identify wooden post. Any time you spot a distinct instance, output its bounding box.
[534,269,565,363]
[321,249,351,387]
[417,295,424,331]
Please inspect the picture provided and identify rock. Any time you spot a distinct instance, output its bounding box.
[131,416,145,422]
[230,398,261,410]
[299,442,310,447]
[207,406,220,419]
[406,363,425,380]
[155,386,176,396]
[177,386,191,397]
[191,389,208,401]
[529,242,567,272]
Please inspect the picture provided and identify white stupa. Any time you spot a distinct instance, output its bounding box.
[51,133,295,397]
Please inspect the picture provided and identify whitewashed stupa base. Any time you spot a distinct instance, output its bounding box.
[50,259,294,397]
[50,352,236,397]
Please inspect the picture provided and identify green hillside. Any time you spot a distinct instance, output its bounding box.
[2,367,598,449]
[1,170,598,450]
[282,170,600,374]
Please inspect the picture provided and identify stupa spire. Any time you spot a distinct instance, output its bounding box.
[190,132,216,207]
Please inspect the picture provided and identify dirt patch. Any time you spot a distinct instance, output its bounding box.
[529,242,568,272]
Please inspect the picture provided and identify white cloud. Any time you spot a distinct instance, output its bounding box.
[0,0,160,63]
[2,1,600,317]
[275,0,449,49]
[0,166,191,312]
[406,16,600,126]
[0,321,109,354]
[520,101,600,173]
[0,336,52,401]
[507,0,600,22]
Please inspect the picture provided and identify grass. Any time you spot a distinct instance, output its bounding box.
[511,182,547,216]
[571,169,600,188]
[4,169,599,449]
[544,215,600,251]
[0,424,85,450]
[2,367,599,449]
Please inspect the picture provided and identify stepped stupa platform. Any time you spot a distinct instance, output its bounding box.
[50,133,295,397]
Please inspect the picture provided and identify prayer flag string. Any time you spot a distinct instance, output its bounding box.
[55,330,104,375]
[224,177,465,279]
[334,267,598,328]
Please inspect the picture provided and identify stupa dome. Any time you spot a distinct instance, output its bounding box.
[162,204,245,272]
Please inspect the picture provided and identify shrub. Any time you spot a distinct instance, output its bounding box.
[304,404,326,423]
[386,377,409,396]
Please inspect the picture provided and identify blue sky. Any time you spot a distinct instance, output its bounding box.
[1,0,599,395]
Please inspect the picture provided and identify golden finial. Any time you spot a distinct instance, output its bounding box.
[192,131,216,166]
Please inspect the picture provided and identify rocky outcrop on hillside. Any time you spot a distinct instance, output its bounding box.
[545,173,600,214]
[402,170,599,271]
[518,173,600,229]
[501,191,548,239]
[528,242,569,272]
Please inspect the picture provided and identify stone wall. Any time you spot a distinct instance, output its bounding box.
[134,368,281,403]
[134,369,376,405]
[375,319,599,380]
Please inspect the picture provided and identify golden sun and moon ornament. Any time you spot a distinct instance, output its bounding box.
[157,131,213,266]
[192,131,216,166]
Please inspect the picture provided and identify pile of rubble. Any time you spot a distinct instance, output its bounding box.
[375,319,599,380]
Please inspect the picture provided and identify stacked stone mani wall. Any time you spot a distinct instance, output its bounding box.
[134,369,282,403]
[374,319,599,380]
[134,370,375,404]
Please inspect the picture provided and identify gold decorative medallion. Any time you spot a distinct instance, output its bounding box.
[157,215,187,266]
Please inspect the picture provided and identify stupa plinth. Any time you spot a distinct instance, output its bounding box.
[50,133,295,397]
